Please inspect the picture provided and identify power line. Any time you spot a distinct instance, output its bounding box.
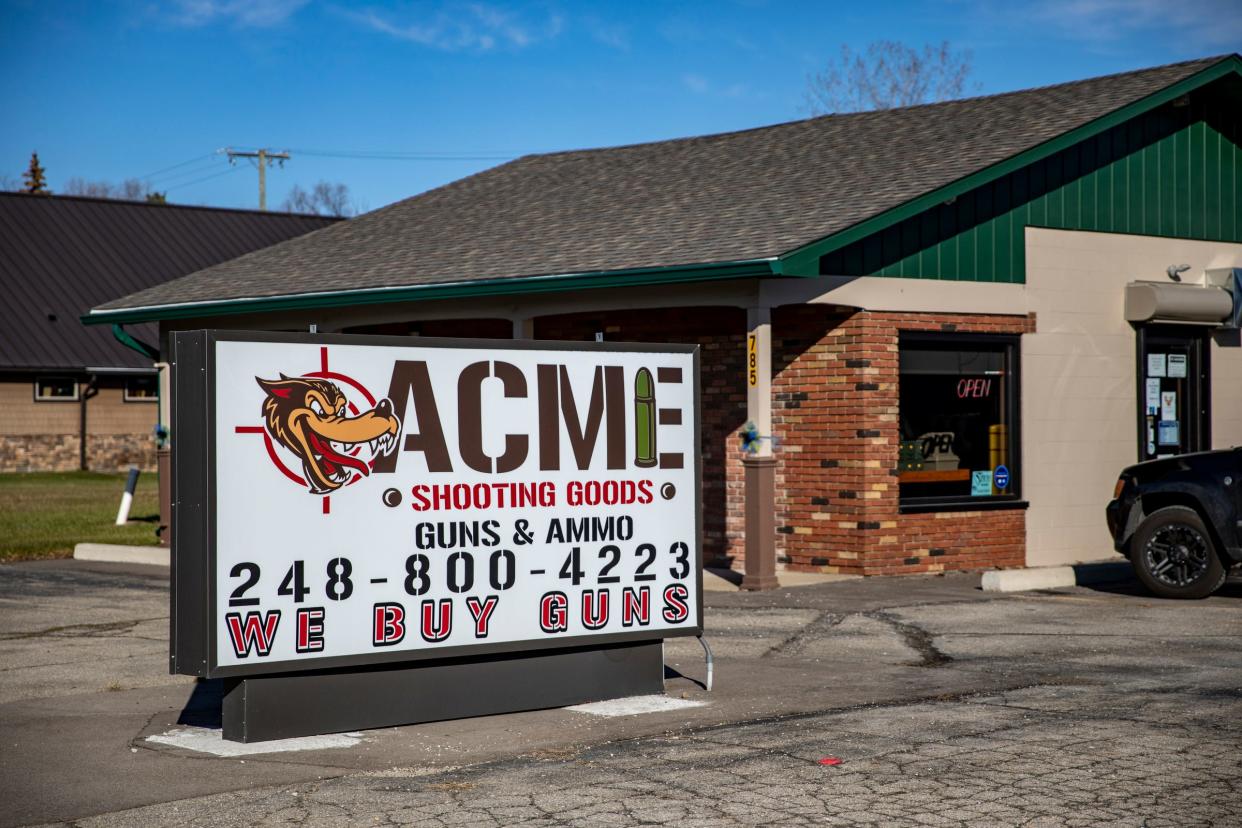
[285,147,520,161]
[164,164,247,192]
[148,158,227,187]
[137,152,220,182]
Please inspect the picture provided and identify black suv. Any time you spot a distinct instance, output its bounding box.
[1107,447,1242,598]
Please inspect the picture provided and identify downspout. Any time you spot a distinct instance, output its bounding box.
[79,374,98,471]
[110,324,162,440]
[111,324,160,361]
[111,324,169,546]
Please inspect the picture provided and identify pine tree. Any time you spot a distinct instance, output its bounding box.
[22,152,49,194]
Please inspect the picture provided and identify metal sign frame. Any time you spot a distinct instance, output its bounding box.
[170,330,704,679]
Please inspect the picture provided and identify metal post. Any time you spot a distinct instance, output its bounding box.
[512,317,535,339]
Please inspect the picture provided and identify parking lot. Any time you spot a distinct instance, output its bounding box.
[2,559,1239,827]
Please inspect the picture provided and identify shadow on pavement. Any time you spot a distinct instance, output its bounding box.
[1071,559,1242,600]
[177,679,223,729]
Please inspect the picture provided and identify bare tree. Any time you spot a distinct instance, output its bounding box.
[805,41,976,115]
[283,181,356,217]
[63,177,164,202]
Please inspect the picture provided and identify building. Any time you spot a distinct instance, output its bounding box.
[1,193,338,472]
[87,55,1242,579]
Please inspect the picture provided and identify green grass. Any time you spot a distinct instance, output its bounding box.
[0,471,161,562]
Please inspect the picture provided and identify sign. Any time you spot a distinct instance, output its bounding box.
[170,332,702,678]
[1158,420,1180,446]
[971,470,993,497]
[956,378,993,398]
[1167,353,1187,378]
[747,334,757,387]
[1160,391,1177,421]
[1147,354,1166,377]
[1145,378,1161,415]
[993,465,1010,490]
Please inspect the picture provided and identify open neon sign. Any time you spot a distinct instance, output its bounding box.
[956,378,993,399]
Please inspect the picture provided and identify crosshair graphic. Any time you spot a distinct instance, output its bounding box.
[234,346,387,515]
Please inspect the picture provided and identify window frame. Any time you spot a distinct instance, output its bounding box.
[897,331,1024,512]
[33,376,79,402]
[124,375,159,403]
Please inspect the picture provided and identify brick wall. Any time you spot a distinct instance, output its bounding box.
[772,307,1035,575]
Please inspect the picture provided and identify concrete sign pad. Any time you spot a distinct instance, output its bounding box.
[566,694,707,717]
[146,726,363,756]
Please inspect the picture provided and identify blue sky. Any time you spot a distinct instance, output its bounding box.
[2,0,1238,213]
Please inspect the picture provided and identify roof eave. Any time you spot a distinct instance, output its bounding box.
[82,258,781,326]
[777,53,1242,276]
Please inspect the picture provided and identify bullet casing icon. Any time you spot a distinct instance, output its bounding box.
[634,367,657,468]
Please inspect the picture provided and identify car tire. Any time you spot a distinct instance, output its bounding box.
[1130,505,1226,599]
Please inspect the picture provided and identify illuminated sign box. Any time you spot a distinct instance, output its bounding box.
[169,331,702,679]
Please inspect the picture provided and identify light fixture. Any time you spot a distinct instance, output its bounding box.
[1166,264,1190,282]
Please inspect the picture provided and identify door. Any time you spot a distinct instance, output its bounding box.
[1136,325,1210,461]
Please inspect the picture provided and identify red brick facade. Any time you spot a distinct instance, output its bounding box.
[413,305,1034,576]
[771,307,1034,575]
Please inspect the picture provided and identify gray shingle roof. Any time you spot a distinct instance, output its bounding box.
[95,55,1232,314]
[0,194,337,370]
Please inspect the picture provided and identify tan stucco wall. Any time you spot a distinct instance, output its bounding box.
[0,378,156,436]
[1023,229,1242,567]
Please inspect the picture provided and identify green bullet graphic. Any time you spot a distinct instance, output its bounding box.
[634,367,657,468]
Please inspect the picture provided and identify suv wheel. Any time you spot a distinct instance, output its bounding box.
[1130,506,1226,599]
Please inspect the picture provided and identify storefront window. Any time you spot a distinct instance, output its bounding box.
[898,333,1020,506]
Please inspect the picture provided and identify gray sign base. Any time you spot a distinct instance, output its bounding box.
[222,640,665,742]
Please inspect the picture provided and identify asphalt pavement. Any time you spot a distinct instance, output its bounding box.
[1,558,1239,827]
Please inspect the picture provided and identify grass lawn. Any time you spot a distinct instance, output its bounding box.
[0,471,161,562]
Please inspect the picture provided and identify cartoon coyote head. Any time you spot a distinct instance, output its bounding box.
[256,375,401,494]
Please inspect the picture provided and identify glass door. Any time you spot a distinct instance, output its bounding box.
[1136,325,1210,461]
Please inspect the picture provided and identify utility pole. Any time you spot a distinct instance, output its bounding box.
[225,147,290,210]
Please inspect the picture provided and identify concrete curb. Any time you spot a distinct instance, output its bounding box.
[981,559,1132,593]
[73,543,169,567]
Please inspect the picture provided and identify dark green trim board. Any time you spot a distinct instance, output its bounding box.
[83,259,778,325]
[780,55,1242,279]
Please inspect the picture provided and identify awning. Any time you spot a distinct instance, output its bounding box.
[1124,280,1234,326]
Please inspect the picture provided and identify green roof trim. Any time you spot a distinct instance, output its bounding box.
[82,258,779,325]
[777,55,1242,276]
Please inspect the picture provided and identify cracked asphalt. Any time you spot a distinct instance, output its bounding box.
[2,559,1240,827]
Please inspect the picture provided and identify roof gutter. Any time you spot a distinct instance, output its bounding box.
[83,258,781,326]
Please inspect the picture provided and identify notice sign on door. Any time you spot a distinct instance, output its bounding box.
[1147,354,1166,377]
[1145,379,1161,415]
[169,332,702,678]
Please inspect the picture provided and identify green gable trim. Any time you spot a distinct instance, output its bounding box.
[779,57,1242,281]
[823,74,1242,282]
[82,258,779,325]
